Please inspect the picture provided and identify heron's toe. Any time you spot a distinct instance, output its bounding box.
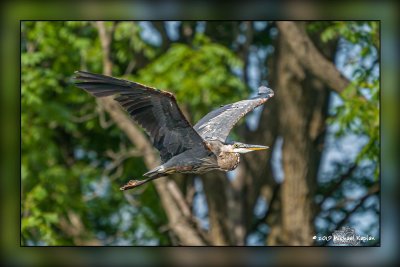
[120,179,140,190]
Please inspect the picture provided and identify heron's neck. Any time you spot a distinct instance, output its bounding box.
[205,140,226,155]
[220,144,233,153]
[217,152,240,171]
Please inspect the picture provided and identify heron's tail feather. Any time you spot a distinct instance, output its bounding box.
[144,165,176,178]
[143,167,162,178]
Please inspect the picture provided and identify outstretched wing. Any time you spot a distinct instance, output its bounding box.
[74,71,208,162]
[194,86,274,142]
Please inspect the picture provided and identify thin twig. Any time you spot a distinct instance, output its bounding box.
[250,183,281,232]
[277,21,351,95]
[318,164,358,209]
[334,183,379,231]
[70,112,98,123]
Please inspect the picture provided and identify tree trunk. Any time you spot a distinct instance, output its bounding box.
[272,23,331,245]
[201,172,233,245]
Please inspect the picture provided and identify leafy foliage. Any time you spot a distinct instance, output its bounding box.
[21,21,246,245]
[322,22,380,179]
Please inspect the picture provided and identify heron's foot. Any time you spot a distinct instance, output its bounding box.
[120,179,142,191]
[120,176,162,191]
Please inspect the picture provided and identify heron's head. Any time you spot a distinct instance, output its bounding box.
[224,142,269,154]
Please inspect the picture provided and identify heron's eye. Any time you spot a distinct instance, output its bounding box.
[234,144,239,148]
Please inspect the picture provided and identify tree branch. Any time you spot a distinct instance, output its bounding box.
[95,21,207,245]
[317,164,357,211]
[150,21,171,52]
[201,172,233,245]
[334,183,379,231]
[95,21,113,75]
[103,144,142,182]
[240,21,254,85]
[58,210,101,245]
[277,22,350,95]
[250,183,281,232]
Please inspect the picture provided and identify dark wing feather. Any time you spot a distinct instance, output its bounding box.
[194,86,274,141]
[74,71,208,162]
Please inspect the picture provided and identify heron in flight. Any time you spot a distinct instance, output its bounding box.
[74,71,274,190]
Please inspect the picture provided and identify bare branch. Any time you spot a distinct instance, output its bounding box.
[250,183,281,232]
[167,179,192,218]
[70,103,98,123]
[166,179,210,243]
[202,172,233,245]
[241,21,254,85]
[318,164,358,211]
[96,101,114,128]
[70,113,97,123]
[96,21,113,75]
[103,145,142,182]
[150,21,171,51]
[334,183,379,231]
[185,180,196,208]
[124,59,136,76]
[108,164,124,182]
[58,210,101,245]
[277,22,350,95]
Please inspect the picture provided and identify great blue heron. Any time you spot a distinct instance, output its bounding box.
[73,71,274,190]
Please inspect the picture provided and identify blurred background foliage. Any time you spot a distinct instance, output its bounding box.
[318,21,380,177]
[21,21,379,246]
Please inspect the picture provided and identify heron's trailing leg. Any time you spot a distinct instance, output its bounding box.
[120,166,173,191]
[120,174,164,191]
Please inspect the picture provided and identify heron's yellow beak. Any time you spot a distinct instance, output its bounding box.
[233,143,269,153]
[246,145,269,151]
